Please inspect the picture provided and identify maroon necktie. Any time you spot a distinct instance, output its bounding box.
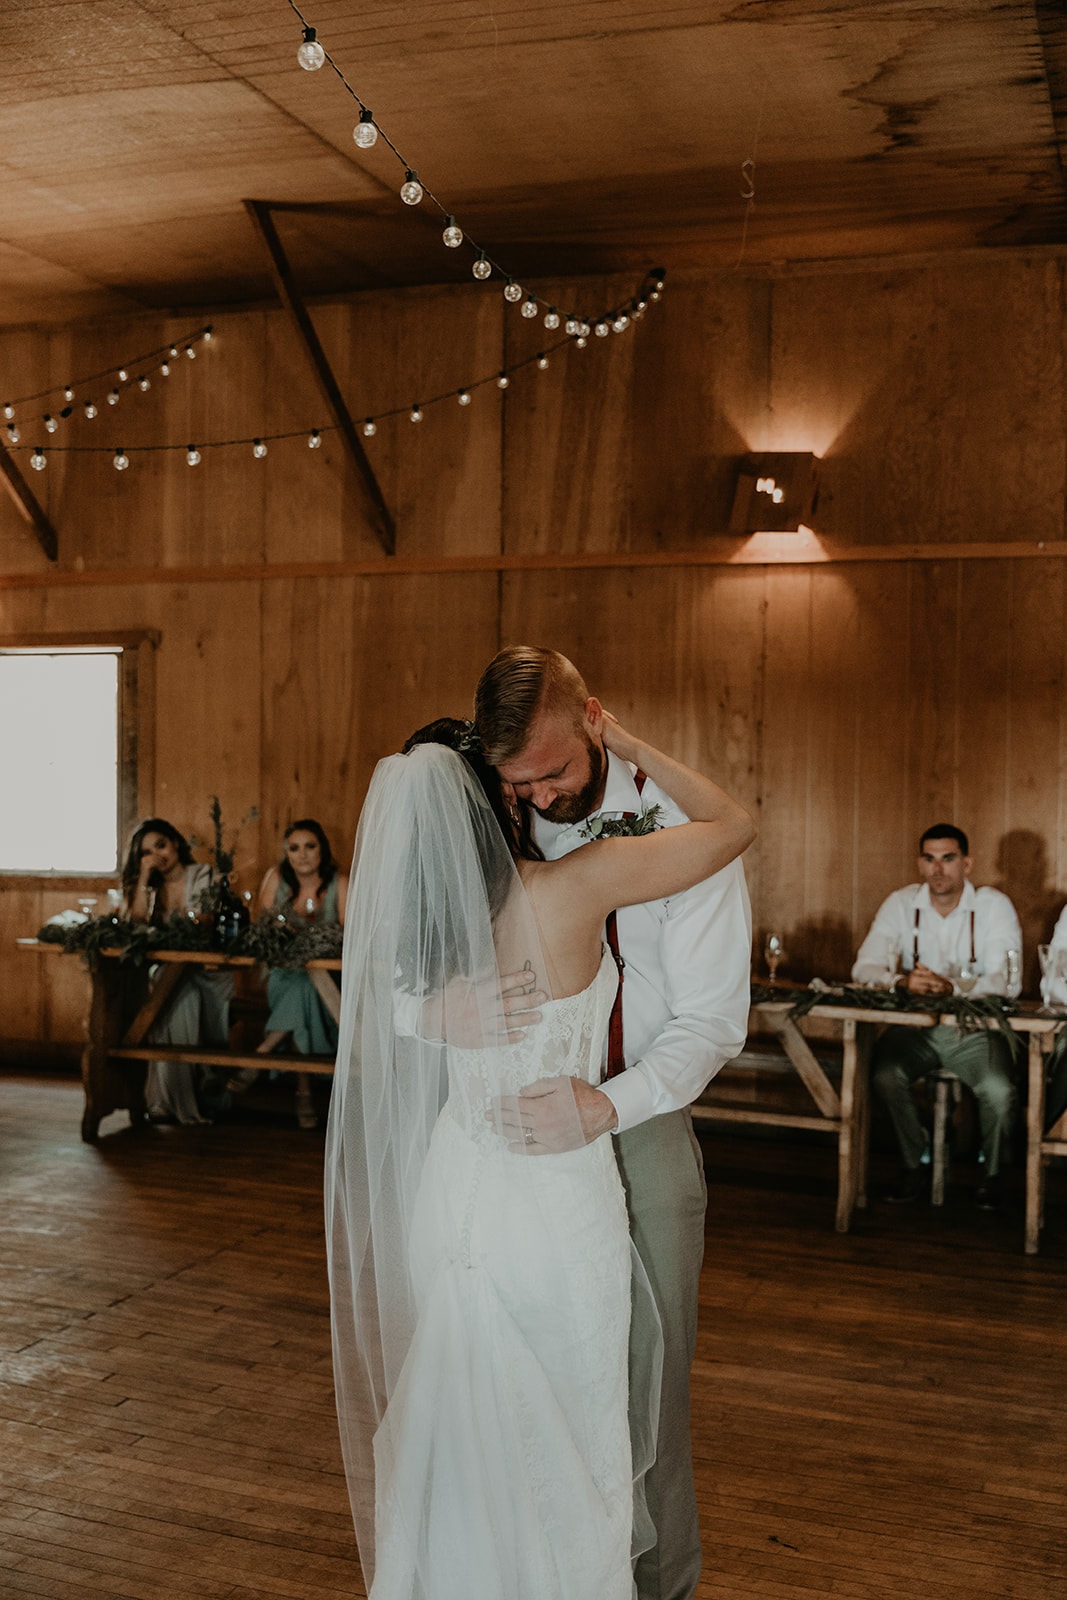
[603,772,646,1080]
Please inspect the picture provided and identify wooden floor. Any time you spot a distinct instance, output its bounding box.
[1,1073,1065,1600]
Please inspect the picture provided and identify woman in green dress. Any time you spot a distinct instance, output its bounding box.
[232,819,348,1127]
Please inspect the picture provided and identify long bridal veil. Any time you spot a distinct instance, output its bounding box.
[324,743,661,1594]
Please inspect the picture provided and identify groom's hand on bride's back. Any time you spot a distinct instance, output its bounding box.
[433,970,547,1048]
[489,1077,618,1153]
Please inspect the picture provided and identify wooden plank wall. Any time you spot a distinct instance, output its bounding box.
[2,253,1066,1050]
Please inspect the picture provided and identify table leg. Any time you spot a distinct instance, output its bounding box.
[836,1019,858,1232]
[81,957,150,1143]
[1024,1033,1045,1255]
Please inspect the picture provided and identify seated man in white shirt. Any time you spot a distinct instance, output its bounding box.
[852,824,1022,1210]
[1040,904,1067,1132]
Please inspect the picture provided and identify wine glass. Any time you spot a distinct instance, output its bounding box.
[1038,944,1053,1008]
[956,958,979,995]
[883,935,901,988]
[1005,947,1021,993]
[764,933,786,986]
[76,896,98,921]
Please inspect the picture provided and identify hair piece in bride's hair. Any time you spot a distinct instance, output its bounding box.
[402,717,544,866]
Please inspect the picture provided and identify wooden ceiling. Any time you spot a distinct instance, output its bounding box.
[2,0,1066,326]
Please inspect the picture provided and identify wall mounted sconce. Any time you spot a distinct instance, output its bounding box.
[729,452,819,534]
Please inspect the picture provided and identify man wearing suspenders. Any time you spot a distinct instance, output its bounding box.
[475,646,752,1600]
[852,824,1023,1209]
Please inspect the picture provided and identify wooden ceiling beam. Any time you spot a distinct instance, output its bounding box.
[243,199,396,557]
[0,440,58,562]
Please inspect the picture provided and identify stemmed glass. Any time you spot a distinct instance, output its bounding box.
[764,934,786,986]
[883,935,901,988]
[955,958,979,995]
[1038,944,1053,1008]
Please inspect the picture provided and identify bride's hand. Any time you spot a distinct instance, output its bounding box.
[599,711,644,767]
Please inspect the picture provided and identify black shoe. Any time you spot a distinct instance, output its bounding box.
[883,1166,926,1204]
[975,1176,1002,1211]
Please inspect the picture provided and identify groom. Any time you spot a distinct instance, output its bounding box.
[475,646,752,1600]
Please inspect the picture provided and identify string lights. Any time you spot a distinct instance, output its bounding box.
[1,324,213,443]
[282,0,652,333]
[1,269,665,472]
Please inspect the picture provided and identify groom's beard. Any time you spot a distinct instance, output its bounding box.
[531,736,606,826]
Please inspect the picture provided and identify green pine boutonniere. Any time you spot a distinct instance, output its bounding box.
[579,804,663,841]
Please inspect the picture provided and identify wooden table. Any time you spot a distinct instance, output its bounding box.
[17,941,341,1143]
[694,994,1064,1252]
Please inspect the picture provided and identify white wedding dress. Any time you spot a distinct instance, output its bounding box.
[369,947,636,1600]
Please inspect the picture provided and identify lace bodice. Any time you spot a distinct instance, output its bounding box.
[443,948,617,1145]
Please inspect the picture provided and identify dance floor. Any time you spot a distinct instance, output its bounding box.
[1,1070,1065,1600]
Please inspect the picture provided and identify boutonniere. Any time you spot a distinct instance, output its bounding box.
[578,805,663,841]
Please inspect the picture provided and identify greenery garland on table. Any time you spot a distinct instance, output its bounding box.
[748,979,1059,1049]
[37,911,344,970]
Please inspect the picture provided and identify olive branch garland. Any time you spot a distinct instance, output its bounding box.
[749,979,1059,1047]
[37,910,343,970]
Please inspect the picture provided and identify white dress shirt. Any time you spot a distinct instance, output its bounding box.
[1044,903,1067,1004]
[533,751,753,1133]
[851,879,1022,998]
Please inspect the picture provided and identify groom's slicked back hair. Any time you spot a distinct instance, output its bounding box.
[475,646,589,766]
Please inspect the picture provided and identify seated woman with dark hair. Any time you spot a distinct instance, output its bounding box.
[230,819,349,1128]
[122,817,233,1125]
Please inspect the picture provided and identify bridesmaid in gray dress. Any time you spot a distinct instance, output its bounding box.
[122,818,233,1124]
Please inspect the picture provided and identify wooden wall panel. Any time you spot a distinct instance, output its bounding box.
[6,250,1067,1051]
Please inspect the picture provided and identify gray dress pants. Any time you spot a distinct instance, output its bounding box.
[871,1023,1017,1175]
[615,1108,707,1600]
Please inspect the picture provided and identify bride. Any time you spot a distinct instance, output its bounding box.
[325,713,754,1599]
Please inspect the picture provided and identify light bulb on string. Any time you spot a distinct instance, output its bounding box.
[537,354,549,370]
[118,369,128,382]
[138,376,151,391]
[2,404,13,420]
[544,307,560,330]
[472,253,492,280]
[400,170,423,205]
[185,346,195,360]
[64,386,74,402]
[575,336,588,348]
[161,361,170,376]
[565,316,580,335]
[44,415,58,434]
[203,329,213,344]
[595,322,609,338]
[6,424,20,443]
[521,296,538,318]
[309,430,322,449]
[252,439,267,459]
[353,109,378,148]
[579,322,591,337]
[442,216,463,248]
[362,418,377,437]
[457,390,471,406]
[108,389,120,406]
[503,279,523,303]
[297,26,325,69]
[114,449,129,470]
[649,289,661,301]
[186,446,201,466]
[169,346,179,358]
[84,401,98,419]
[497,373,509,389]
[613,315,629,332]
[410,405,423,423]
[30,448,46,471]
